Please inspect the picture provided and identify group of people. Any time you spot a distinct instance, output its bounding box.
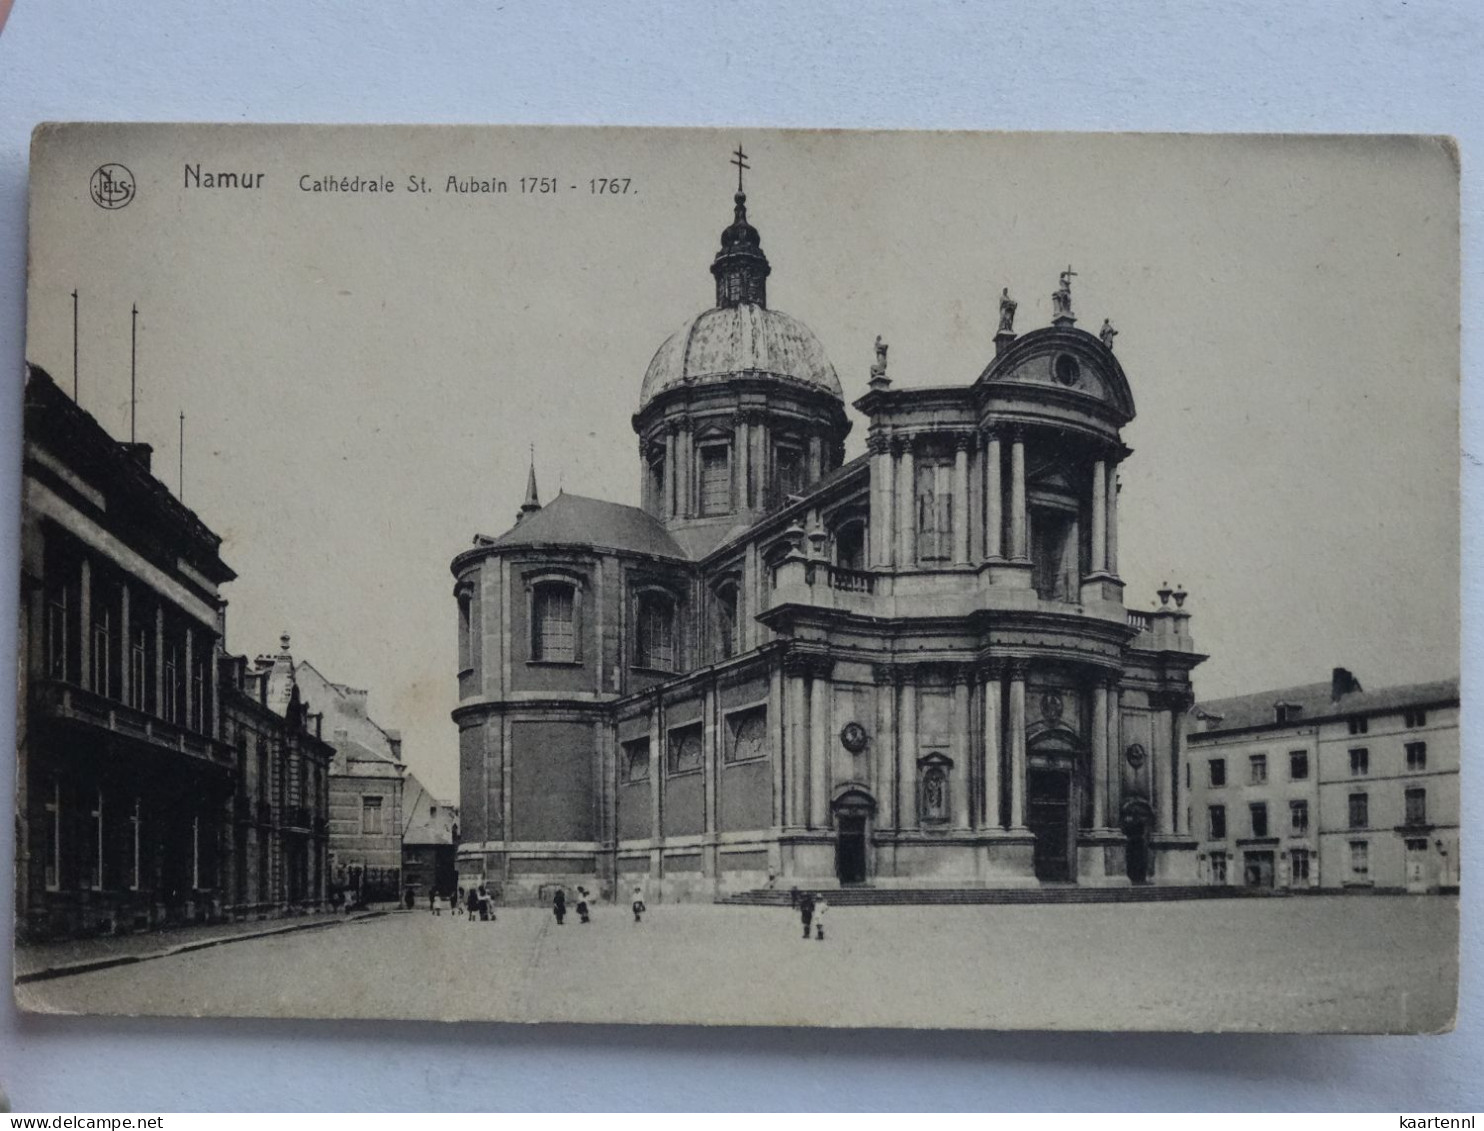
[551,886,649,925]
[425,883,651,926]
[791,888,829,940]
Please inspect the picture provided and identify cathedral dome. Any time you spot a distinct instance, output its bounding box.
[639,303,843,409]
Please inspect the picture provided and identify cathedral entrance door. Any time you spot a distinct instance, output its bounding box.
[835,815,868,885]
[1028,769,1072,882]
[1124,823,1149,884]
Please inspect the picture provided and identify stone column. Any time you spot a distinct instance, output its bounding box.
[1153,698,1174,835]
[648,697,663,845]
[735,415,750,511]
[209,628,221,739]
[755,418,770,509]
[678,424,693,518]
[873,667,896,830]
[1090,460,1107,574]
[981,666,1003,828]
[809,664,832,828]
[898,675,917,830]
[768,663,785,829]
[1173,694,1192,836]
[952,435,971,565]
[1091,678,1109,828]
[1010,430,1028,561]
[1008,662,1029,829]
[786,661,809,827]
[183,628,194,730]
[1106,466,1120,576]
[984,430,1003,560]
[664,428,677,518]
[153,605,165,717]
[895,438,916,570]
[952,673,971,828]
[868,434,891,568]
[78,556,92,690]
[807,434,823,486]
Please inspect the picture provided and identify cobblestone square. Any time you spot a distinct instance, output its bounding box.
[19,894,1458,1032]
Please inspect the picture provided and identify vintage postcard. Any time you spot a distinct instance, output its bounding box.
[13,125,1459,1030]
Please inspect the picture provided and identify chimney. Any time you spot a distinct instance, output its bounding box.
[121,442,153,471]
[385,729,403,761]
[1331,667,1362,700]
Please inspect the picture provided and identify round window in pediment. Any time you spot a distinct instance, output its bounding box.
[1054,354,1081,386]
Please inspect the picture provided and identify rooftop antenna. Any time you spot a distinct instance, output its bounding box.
[130,303,138,443]
[71,289,79,400]
[178,410,185,500]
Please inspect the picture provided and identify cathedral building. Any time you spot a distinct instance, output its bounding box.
[451,167,1207,901]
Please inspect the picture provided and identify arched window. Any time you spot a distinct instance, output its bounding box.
[773,442,805,504]
[531,581,578,663]
[649,453,666,515]
[456,589,472,672]
[635,591,676,671]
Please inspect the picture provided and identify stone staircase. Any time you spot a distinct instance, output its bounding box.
[717,884,1288,907]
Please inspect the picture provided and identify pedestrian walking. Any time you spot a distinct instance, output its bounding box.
[448,890,460,919]
[814,896,828,941]
[553,888,567,925]
[477,886,493,921]
[576,887,591,924]
[466,887,479,922]
[799,891,815,940]
[429,889,440,915]
[789,885,801,910]
[631,886,646,924]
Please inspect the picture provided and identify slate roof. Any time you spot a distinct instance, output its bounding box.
[487,492,686,559]
[1196,677,1459,735]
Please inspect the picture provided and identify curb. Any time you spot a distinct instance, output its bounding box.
[15,911,387,985]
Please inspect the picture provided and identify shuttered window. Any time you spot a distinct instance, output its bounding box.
[636,593,676,671]
[700,445,730,515]
[533,584,575,662]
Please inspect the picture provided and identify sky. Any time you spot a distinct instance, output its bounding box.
[24,126,1460,800]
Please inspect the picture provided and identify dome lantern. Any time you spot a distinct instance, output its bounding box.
[710,147,771,309]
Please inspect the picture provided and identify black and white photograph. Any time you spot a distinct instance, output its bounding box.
[13,124,1460,1032]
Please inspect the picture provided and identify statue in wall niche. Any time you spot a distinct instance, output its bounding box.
[1100,318,1118,350]
[998,287,1017,333]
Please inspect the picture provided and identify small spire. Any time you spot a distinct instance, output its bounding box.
[520,446,542,520]
[279,631,291,655]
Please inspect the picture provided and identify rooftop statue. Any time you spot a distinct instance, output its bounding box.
[998,287,1017,333]
[1100,318,1118,350]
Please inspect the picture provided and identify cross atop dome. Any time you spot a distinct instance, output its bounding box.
[711,146,772,309]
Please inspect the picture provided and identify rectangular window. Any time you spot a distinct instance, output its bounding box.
[1405,741,1427,770]
[1207,805,1226,840]
[1290,848,1311,883]
[44,583,68,680]
[1249,802,1269,839]
[44,777,61,891]
[699,445,730,515]
[667,724,703,776]
[162,643,180,724]
[636,595,675,671]
[90,788,104,890]
[1249,754,1267,785]
[774,444,804,502]
[1274,703,1300,724]
[1404,787,1426,826]
[725,707,768,764]
[90,605,112,697]
[1208,758,1226,788]
[1348,716,1368,736]
[129,624,148,711]
[1349,747,1369,776]
[1288,750,1308,780]
[533,585,576,663]
[129,798,142,891]
[1349,840,1369,877]
[622,738,650,783]
[1403,708,1427,728]
[1348,792,1368,829]
[1289,799,1309,835]
[1209,852,1227,884]
[190,656,207,732]
[361,796,384,836]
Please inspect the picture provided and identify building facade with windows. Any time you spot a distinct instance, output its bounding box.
[219,645,334,917]
[18,365,237,940]
[452,177,1206,902]
[1189,669,1459,892]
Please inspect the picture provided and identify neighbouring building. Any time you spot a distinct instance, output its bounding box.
[271,647,409,902]
[17,364,237,939]
[401,772,459,901]
[219,644,334,916]
[1188,669,1459,892]
[450,168,1207,903]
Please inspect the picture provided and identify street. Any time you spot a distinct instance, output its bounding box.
[17,895,1458,1033]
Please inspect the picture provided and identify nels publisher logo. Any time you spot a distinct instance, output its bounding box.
[89,163,135,210]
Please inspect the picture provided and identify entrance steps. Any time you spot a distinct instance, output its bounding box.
[717,885,1285,907]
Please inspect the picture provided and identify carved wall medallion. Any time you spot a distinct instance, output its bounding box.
[840,721,869,754]
[1125,742,1146,769]
[1039,691,1064,723]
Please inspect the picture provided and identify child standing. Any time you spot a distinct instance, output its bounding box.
[813,896,828,941]
[631,886,646,923]
[553,888,567,925]
[575,887,591,924]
